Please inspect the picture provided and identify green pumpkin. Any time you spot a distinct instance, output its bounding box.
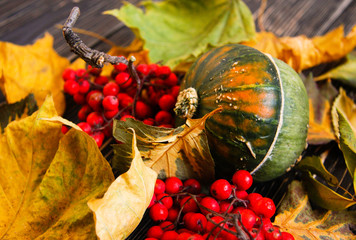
[175,44,309,182]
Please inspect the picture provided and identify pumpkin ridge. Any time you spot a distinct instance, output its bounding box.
[250,54,285,175]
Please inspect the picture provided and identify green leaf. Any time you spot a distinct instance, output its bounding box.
[112,109,220,183]
[331,89,356,182]
[106,0,255,69]
[303,172,356,210]
[315,52,356,87]
[0,93,37,132]
[296,156,339,187]
[274,180,356,239]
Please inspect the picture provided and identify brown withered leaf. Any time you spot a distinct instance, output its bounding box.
[0,33,69,115]
[0,96,114,239]
[302,74,336,144]
[112,108,221,183]
[274,180,356,240]
[243,25,356,72]
[88,130,157,240]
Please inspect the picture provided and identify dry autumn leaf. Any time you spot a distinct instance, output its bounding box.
[88,130,157,240]
[0,96,114,239]
[243,25,356,72]
[302,74,336,144]
[0,33,69,115]
[112,108,221,183]
[274,180,356,240]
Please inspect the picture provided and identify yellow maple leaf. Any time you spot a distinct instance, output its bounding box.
[88,130,157,240]
[243,25,356,72]
[0,96,114,239]
[0,33,69,115]
[274,181,356,240]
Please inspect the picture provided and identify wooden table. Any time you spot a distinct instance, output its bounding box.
[1,0,355,239]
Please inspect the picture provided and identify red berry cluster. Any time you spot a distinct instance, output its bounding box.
[61,59,180,147]
[145,170,294,240]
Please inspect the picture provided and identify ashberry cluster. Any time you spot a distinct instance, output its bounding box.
[61,59,181,147]
[146,170,294,240]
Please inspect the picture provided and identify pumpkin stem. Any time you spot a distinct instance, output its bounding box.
[174,87,198,118]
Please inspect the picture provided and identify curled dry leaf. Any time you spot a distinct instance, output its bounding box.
[243,25,356,72]
[274,180,356,240]
[112,108,221,183]
[0,33,69,115]
[0,96,114,239]
[88,130,157,240]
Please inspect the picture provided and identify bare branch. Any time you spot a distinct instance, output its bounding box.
[62,7,128,68]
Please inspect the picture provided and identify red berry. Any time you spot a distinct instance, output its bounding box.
[103,82,120,96]
[219,201,233,214]
[64,80,79,95]
[148,63,159,76]
[87,65,102,76]
[199,197,220,216]
[232,170,253,191]
[115,72,132,89]
[165,72,178,86]
[148,194,156,209]
[118,93,133,108]
[158,94,176,111]
[249,228,264,240]
[102,95,119,111]
[143,118,155,126]
[78,105,92,121]
[255,197,276,219]
[247,192,263,212]
[161,230,179,240]
[235,190,248,200]
[62,68,76,81]
[135,101,151,119]
[183,179,201,194]
[159,124,173,128]
[90,131,105,147]
[155,111,173,125]
[73,93,86,105]
[94,76,109,85]
[205,216,226,235]
[147,225,164,239]
[159,221,175,231]
[167,207,179,222]
[170,85,181,99]
[184,213,207,233]
[86,112,104,127]
[239,208,258,230]
[76,69,88,78]
[120,114,135,121]
[154,179,166,194]
[104,108,119,119]
[61,125,69,134]
[264,227,282,240]
[210,179,232,200]
[77,122,92,134]
[281,232,295,240]
[136,64,150,76]
[177,232,192,240]
[87,91,104,111]
[157,193,174,209]
[78,80,90,94]
[157,65,171,78]
[180,196,199,214]
[149,203,168,222]
[165,177,183,194]
[114,62,128,72]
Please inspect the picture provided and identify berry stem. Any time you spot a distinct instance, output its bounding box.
[63,7,128,68]
[127,56,144,118]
